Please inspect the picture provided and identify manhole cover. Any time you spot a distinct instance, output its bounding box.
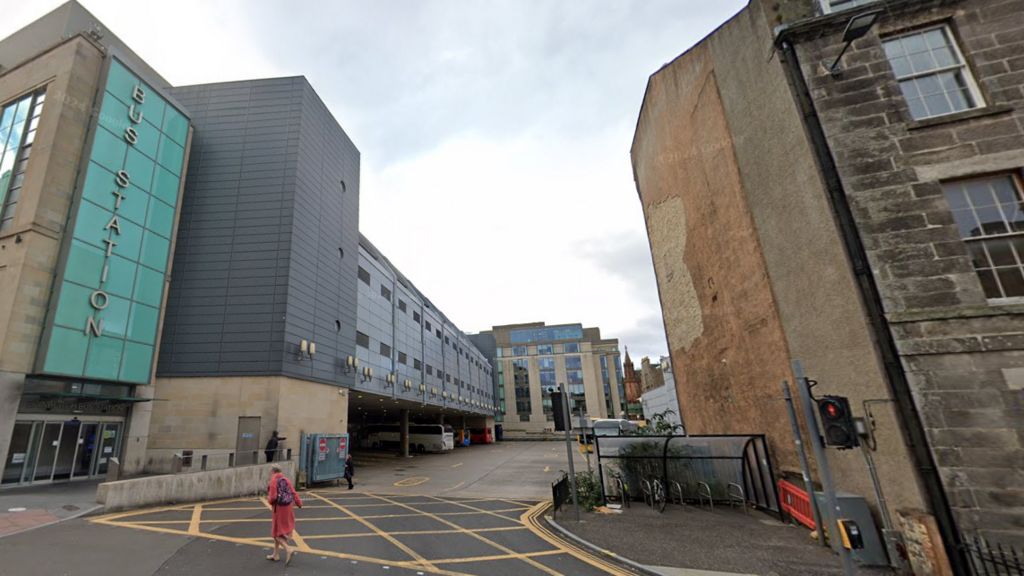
[62,504,80,512]
[7,507,26,512]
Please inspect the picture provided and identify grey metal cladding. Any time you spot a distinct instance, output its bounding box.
[158,77,360,387]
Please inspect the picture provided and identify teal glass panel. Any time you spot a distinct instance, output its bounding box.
[110,215,142,261]
[81,162,117,212]
[116,184,149,227]
[43,326,89,376]
[127,303,159,344]
[151,166,180,206]
[138,92,166,136]
[53,282,94,329]
[120,341,154,384]
[146,197,174,238]
[63,240,104,289]
[96,293,130,338]
[105,60,138,106]
[91,127,127,173]
[134,266,163,307]
[84,335,124,380]
[132,116,160,160]
[124,147,155,191]
[104,254,137,299]
[157,135,184,176]
[71,199,113,248]
[139,231,169,272]
[97,94,130,135]
[162,107,189,146]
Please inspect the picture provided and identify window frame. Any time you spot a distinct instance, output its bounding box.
[881,24,985,121]
[819,0,878,14]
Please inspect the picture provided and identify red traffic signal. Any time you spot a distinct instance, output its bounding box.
[817,395,859,449]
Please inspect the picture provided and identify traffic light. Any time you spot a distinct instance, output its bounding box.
[817,395,859,449]
[551,391,567,432]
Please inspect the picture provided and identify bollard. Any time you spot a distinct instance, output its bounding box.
[106,457,121,482]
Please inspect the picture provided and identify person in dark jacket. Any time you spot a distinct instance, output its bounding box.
[343,453,355,489]
[265,431,285,463]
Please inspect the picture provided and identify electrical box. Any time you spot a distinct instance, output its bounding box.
[815,491,888,566]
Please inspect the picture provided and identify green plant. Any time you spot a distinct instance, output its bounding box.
[573,470,605,511]
[636,409,683,436]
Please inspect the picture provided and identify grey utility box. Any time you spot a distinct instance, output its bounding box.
[814,491,889,567]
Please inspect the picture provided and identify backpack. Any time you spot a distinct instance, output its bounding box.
[275,476,294,506]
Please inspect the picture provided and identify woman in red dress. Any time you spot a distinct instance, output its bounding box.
[267,464,303,564]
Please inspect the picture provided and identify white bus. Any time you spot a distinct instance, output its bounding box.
[360,424,454,453]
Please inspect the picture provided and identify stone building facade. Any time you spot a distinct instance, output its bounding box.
[632,0,1024,568]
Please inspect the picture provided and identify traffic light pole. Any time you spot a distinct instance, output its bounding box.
[782,380,827,547]
[793,360,856,576]
[560,383,580,522]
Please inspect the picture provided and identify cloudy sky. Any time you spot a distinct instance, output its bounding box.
[2,0,745,361]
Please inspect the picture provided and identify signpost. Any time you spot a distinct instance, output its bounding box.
[318,437,328,461]
[558,383,580,522]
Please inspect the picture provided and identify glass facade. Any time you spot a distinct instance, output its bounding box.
[601,356,613,417]
[511,345,528,357]
[614,354,626,413]
[38,58,189,384]
[539,356,555,420]
[509,325,583,344]
[513,358,531,419]
[563,342,580,353]
[0,89,46,232]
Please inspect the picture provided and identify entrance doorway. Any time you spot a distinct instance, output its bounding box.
[2,419,122,486]
[235,417,261,466]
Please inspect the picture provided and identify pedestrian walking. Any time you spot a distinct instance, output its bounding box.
[343,453,355,490]
[266,464,302,565]
[265,430,285,463]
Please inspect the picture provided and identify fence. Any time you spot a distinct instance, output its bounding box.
[778,479,816,529]
[172,448,292,473]
[965,533,1024,575]
[594,434,780,514]
[551,472,571,519]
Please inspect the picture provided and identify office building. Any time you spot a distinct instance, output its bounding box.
[632,0,1024,565]
[476,322,624,437]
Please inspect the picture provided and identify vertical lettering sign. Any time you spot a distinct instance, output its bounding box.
[38,58,189,384]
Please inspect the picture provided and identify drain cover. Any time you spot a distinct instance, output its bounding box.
[62,504,80,512]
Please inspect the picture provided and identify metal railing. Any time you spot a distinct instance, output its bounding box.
[965,533,1024,575]
[172,448,292,473]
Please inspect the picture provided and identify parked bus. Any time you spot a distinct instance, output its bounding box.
[360,424,454,453]
[469,427,493,444]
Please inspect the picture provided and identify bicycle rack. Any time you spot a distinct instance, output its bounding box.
[697,481,714,511]
[641,478,653,508]
[671,480,685,505]
[727,482,748,513]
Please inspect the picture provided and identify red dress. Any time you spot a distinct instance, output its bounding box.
[268,472,302,539]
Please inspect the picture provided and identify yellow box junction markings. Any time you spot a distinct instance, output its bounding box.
[394,476,430,487]
[90,491,632,575]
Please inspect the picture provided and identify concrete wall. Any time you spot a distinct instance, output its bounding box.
[97,460,294,512]
[789,0,1024,544]
[146,375,347,473]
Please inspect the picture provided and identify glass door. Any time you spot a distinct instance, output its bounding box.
[72,423,99,479]
[2,422,39,485]
[95,423,121,475]
[52,420,81,481]
[32,422,63,482]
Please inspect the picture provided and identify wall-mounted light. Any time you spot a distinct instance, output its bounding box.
[309,342,316,359]
[404,379,412,390]
[361,366,374,382]
[386,372,396,386]
[824,9,882,76]
[344,355,359,374]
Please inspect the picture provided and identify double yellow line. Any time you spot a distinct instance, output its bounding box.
[520,502,638,576]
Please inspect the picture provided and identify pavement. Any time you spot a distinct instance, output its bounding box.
[556,501,895,576]
[0,479,102,538]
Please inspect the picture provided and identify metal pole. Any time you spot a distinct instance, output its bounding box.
[862,443,902,567]
[578,402,592,475]
[782,380,827,546]
[793,360,856,576]
[561,383,580,522]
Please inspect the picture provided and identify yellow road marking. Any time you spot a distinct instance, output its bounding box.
[451,462,463,468]
[394,476,430,487]
[520,501,633,576]
[306,491,438,573]
[300,526,527,540]
[258,497,312,552]
[435,549,564,564]
[188,505,203,535]
[450,481,465,491]
[368,492,562,576]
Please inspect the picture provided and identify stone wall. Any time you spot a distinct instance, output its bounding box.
[791,0,1024,545]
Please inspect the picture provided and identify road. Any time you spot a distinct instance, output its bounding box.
[0,441,617,576]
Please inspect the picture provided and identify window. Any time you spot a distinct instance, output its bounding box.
[358,267,371,285]
[882,26,982,120]
[512,346,528,357]
[513,358,531,417]
[356,331,369,348]
[424,362,430,374]
[425,321,432,332]
[820,0,877,13]
[398,352,407,365]
[537,344,553,355]
[380,285,391,301]
[436,329,442,339]
[943,174,1024,300]
[563,343,580,353]
[0,89,46,232]
[446,373,451,383]
[398,299,407,313]
[413,311,421,324]
[444,336,449,345]
[379,342,391,357]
